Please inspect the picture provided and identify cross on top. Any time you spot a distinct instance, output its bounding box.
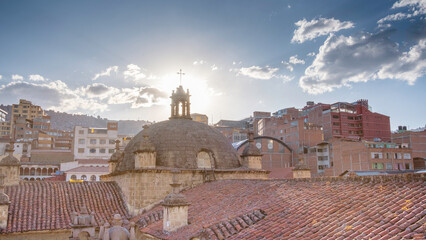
[177,69,185,85]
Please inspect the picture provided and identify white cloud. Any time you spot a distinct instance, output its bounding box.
[299,31,426,94]
[288,5,291,8]
[392,0,426,13]
[12,74,24,80]
[92,66,118,80]
[107,87,168,108]
[277,75,294,83]
[79,83,119,100]
[211,64,218,71]
[238,66,279,80]
[289,55,305,65]
[281,61,294,72]
[28,74,46,82]
[377,39,426,84]
[378,0,425,24]
[291,18,354,43]
[0,75,2,80]
[123,64,146,82]
[307,52,316,57]
[193,60,205,65]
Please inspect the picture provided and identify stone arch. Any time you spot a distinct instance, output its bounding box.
[24,178,28,181]
[20,167,24,175]
[90,175,96,181]
[47,168,53,176]
[24,168,30,175]
[53,168,58,173]
[30,168,35,176]
[81,175,87,181]
[71,175,77,180]
[236,136,293,153]
[36,178,40,181]
[29,178,34,181]
[42,168,47,176]
[196,149,214,169]
[36,168,41,176]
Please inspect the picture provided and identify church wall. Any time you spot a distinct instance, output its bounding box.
[0,166,20,186]
[0,230,70,240]
[102,168,268,216]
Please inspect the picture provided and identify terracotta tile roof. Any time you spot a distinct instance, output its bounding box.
[43,174,66,181]
[1,181,129,234]
[65,166,109,173]
[77,159,109,165]
[136,173,426,240]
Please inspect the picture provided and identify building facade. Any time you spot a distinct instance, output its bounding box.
[10,99,46,136]
[302,138,414,177]
[392,127,426,169]
[0,109,10,139]
[190,113,208,124]
[302,100,391,142]
[73,122,119,159]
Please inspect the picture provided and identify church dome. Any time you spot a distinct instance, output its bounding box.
[115,119,241,171]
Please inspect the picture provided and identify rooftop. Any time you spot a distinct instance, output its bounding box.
[1,181,128,234]
[136,174,425,240]
[65,166,109,173]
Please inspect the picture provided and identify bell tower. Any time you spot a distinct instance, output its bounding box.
[170,69,192,120]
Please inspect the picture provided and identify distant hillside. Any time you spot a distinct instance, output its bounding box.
[0,105,148,136]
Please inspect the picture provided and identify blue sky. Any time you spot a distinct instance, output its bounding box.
[0,0,425,130]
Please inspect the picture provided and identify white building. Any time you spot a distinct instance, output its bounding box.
[73,122,118,159]
[65,166,109,181]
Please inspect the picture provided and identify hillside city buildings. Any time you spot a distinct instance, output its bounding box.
[0,97,424,183]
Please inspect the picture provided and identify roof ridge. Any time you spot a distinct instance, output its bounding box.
[192,209,267,239]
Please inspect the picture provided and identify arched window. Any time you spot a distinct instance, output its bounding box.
[197,151,212,169]
[71,175,77,180]
[81,175,87,181]
[90,175,96,181]
[20,168,24,175]
[30,168,35,176]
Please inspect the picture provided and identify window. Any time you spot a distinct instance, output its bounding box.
[99,148,106,153]
[90,175,97,181]
[197,151,212,169]
[78,148,85,153]
[109,149,115,153]
[403,153,411,159]
[81,175,87,181]
[332,115,339,119]
[78,139,85,144]
[100,139,106,144]
[109,139,115,144]
[332,122,340,126]
[318,156,328,161]
[386,153,392,159]
[386,163,393,170]
[372,163,384,169]
[371,152,383,159]
[90,139,97,144]
[71,175,77,180]
[405,163,411,170]
[347,116,354,120]
[78,130,84,134]
[89,148,96,153]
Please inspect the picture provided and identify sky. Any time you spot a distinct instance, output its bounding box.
[0,0,425,130]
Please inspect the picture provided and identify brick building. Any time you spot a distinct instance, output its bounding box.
[10,99,46,136]
[303,99,391,142]
[392,126,426,169]
[302,138,414,177]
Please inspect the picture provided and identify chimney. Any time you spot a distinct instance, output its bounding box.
[162,170,190,233]
[0,174,10,229]
[241,131,263,169]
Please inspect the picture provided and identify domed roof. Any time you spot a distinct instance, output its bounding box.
[115,119,241,172]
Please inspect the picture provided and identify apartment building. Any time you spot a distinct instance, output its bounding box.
[302,138,414,177]
[10,99,46,135]
[73,122,119,159]
[0,109,10,139]
[302,100,391,142]
[392,126,426,169]
[191,113,208,125]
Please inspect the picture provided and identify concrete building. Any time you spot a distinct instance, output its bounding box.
[0,109,6,122]
[73,122,119,159]
[302,138,414,177]
[302,99,391,142]
[190,113,208,124]
[0,108,10,139]
[10,99,46,136]
[392,126,426,169]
